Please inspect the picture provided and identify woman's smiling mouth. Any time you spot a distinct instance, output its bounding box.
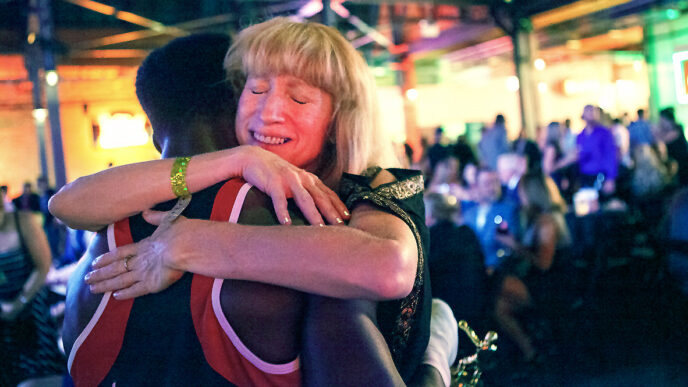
[251,130,291,145]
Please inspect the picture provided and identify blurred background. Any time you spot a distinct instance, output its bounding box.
[2,1,688,385]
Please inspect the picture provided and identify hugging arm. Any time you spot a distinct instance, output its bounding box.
[302,169,444,386]
[86,170,418,300]
[302,296,445,387]
[49,146,348,231]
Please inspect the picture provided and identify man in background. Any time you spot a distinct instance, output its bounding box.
[479,114,510,171]
[628,109,654,151]
[577,104,618,195]
[13,182,40,212]
[463,168,520,273]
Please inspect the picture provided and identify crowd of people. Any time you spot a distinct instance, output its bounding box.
[419,105,688,368]
[2,16,688,386]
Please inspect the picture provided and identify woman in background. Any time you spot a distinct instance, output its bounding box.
[493,173,571,361]
[1,193,64,386]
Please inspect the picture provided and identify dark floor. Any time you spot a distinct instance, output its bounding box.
[478,256,688,386]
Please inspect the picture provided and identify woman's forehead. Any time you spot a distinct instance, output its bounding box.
[246,72,331,95]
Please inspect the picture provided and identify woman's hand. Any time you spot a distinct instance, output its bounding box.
[238,146,349,226]
[84,211,189,299]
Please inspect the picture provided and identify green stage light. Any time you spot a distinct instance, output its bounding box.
[666,8,680,20]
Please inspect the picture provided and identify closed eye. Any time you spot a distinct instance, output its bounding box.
[251,89,265,95]
[292,97,306,105]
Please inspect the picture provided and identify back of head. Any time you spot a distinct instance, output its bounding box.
[424,192,459,225]
[136,33,237,152]
[497,153,525,184]
[660,107,676,124]
[519,172,566,214]
[546,121,561,144]
[495,114,505,126]
[434,126,444,140]
[431,156,459,184]
[224,17,398,184]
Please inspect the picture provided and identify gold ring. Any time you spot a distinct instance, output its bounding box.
[124,255,133,272]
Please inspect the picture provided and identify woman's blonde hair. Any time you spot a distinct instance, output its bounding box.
[519,173,571,244]
[519,172,567,215]
[224,17,399,186]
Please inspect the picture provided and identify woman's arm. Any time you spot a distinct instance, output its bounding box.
[542,146,556,176]
[50,146,347,231]
[1,212,52,320]
[552,150,577,171]
[86,171,419,300]
[532,214,558,271]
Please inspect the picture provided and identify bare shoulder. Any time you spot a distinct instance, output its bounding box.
[369,169,398,189]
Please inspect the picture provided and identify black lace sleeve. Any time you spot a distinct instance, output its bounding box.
[339,167,431,381]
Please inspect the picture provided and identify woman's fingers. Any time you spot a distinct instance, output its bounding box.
[308,176,348,225]
[268,185,292,225]
[315,178,350,220]
[113,282,151,300]
[91,244,137,269]
[288,171,324,225]
[241,147,349,226]
[87,256,129,283]
[88,270,138,294]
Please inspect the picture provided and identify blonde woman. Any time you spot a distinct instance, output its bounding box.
[494,173,570,362]
[52,18,440,385]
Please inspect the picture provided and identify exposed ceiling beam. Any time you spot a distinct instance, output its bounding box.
[531,0,634,29]
[61,0,187,35]
[71,13,237,50]
[69,49,149,58]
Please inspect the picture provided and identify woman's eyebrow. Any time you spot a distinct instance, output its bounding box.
[285,77,312,89]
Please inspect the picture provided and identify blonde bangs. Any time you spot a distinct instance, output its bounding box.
[241,21,350,100]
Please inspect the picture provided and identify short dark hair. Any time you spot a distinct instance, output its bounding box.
[135,33,236,138]
[660,107,676,123]
[495,114,505,125]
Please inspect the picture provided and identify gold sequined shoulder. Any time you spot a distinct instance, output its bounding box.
[375,174,424,201]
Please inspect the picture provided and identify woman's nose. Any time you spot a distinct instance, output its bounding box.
[259,91,286,123]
